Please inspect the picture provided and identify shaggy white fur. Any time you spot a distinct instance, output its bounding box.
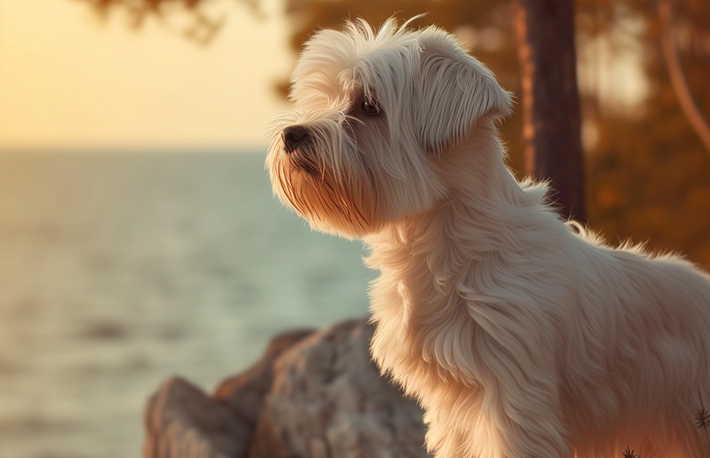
[266,18,710,458]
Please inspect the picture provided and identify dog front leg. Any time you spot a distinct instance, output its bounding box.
[422,360,571,457]
[477,367,571,458]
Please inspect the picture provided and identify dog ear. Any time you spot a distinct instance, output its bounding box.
[415,29,512,152]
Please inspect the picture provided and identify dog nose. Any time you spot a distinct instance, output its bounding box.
[282,125,310,152]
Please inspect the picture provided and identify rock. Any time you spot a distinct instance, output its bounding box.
[215,329,316,425]
[144,329,315,458]
[249,319,430,458]
[144,319,430,458]
[143,376,251,458]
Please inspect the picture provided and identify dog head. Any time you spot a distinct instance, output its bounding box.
[266,18,512,238]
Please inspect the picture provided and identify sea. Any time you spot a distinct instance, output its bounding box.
[0,151,374,458]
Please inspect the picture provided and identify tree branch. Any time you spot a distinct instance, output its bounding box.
[658,0,710,155]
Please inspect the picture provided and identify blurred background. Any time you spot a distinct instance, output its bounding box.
[0,0,708,457]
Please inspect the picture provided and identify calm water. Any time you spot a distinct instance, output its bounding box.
[0,152,373,458]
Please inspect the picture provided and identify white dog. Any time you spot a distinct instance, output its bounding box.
[266,18,710,458]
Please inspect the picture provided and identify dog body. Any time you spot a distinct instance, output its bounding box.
[267,18,710,458]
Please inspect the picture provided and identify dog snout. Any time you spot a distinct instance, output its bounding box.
[282,125,310,153]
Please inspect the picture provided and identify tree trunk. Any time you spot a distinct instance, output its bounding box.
[512,0,587,222]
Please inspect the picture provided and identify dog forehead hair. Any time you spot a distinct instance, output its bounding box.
[288,18,511,152]
[289,18,427,108]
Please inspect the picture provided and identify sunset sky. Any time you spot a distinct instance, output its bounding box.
[0,0,292,152]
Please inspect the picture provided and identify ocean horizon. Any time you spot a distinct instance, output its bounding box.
[0,151,373,458]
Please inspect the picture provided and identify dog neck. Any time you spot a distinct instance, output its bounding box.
[364,117,558,271]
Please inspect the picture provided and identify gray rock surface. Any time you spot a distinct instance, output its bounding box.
[144,319,430,458]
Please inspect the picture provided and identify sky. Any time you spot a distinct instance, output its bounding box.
[0,0,292,152]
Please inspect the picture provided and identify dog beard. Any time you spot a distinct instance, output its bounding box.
[266,111,382,238]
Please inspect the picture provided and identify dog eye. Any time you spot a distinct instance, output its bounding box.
[362,99,381,115]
